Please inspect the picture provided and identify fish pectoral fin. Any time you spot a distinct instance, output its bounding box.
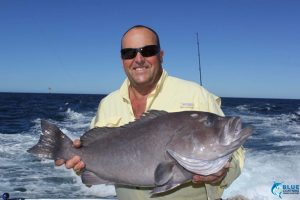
[154,161,175,186]
[150,180,180,195]
[81,170,111,185]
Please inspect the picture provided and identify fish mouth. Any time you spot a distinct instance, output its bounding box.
[220,117,242,146]
[167,149,230,175]
[229,117,242,135]
[221,117,252,150]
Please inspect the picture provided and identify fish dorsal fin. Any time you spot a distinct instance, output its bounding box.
[141,110,169,120]
[80,127,115,147]
[121,110,169,129]
[80,110,168,146]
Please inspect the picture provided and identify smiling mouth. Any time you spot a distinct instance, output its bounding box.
[133,65,149,71]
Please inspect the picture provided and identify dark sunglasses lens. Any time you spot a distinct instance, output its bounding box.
[121,49,137,59]
[121,45,160,59]
[141,45,160,57]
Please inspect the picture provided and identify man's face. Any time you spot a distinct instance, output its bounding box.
[121,28,164,89]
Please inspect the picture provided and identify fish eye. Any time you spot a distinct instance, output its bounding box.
[204,118,214,127]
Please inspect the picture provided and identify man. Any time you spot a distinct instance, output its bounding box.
[56,25,245,200]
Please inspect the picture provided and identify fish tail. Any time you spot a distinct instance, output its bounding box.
[27,120,75,160]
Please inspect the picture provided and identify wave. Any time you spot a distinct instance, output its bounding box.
[234,103,284,115]
[236,104,250,112]
[0,120,116,199]
[223,150,300,200]
[1,95,299,199]
[65,108,85,120]
[274,140,300,147]
[297,107,300,115]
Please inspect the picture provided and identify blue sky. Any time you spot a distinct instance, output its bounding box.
[0,0,299,99]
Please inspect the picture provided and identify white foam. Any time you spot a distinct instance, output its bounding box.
[236,105,250,112]
[0,109,114,199]
[0,133,36,154]
[66,108,85,121]
[223,150,300,200]
[0,131,116,199]
[242,112,300,141]
[274,140,300,146]
[296,107,300,115]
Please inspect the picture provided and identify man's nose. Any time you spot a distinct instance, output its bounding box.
[134,52,146,64]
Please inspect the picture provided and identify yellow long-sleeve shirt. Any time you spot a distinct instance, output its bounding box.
[91,70,245,200]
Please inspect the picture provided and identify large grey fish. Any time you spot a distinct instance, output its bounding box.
[27,110,252,194]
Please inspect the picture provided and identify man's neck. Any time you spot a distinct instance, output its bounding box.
[128,69,163,118]
[128,85,149,119]
[129,84,154,98]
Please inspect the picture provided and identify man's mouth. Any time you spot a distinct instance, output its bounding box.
[133,66,149,71]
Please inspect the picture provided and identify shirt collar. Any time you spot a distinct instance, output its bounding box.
[120,69,168,102]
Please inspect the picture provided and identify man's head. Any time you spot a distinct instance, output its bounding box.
[120,25,164,90]
[121,25,161,49]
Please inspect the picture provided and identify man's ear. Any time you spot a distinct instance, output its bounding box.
[159,50,164,63]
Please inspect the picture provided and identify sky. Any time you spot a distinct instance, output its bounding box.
[0,0,299,99]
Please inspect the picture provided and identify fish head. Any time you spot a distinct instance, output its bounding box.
[167,112,252,161]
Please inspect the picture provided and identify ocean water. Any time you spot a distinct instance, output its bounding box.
[0,93,299,200]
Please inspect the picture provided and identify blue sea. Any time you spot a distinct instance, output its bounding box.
[0,92,299,200]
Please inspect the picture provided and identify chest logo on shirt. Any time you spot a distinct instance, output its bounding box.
[180,102,194,108]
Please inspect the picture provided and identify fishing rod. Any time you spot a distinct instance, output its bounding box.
[196,32,203,86]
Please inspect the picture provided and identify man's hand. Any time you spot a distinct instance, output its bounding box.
[192,162,230,185]
[55,139,85,172]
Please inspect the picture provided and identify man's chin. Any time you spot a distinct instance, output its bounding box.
[131,75,150,83]
[131,78,154,87]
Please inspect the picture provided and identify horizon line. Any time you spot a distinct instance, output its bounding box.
[0,91,299,101]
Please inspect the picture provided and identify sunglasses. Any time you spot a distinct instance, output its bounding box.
[121,45,160,60]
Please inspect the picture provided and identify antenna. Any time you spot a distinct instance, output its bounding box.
[196,32,203,86]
